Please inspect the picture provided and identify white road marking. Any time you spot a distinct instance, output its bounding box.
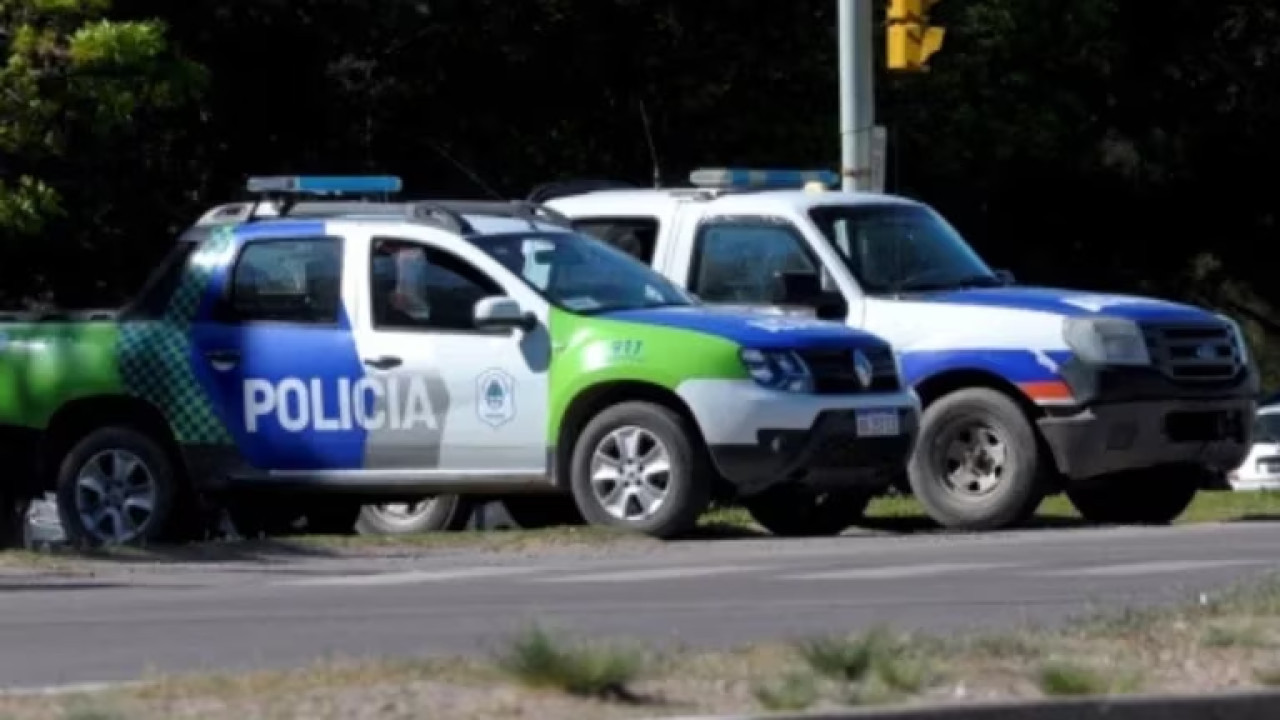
[779,562,1022,581]
[1032,559,1272,578]
[532,565,761,583]
[275,566,542,587]
[0,680,142,697]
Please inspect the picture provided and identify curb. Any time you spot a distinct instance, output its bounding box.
[652,688,1280,720]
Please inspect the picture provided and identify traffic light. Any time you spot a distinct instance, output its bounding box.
[886,0,945,72]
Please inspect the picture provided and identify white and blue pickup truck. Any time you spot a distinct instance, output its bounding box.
[537,168,1260,531]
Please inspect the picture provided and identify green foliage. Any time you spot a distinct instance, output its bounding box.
[0,0,202,229]
[795,626,935,702]
[491,623,648,701]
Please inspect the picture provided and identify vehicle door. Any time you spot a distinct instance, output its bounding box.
[188,225,367,473]
[351,232,550,481]
[684,215,853,321]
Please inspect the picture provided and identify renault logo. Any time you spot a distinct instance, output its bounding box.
[853,350,874,388]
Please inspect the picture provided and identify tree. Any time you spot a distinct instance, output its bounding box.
[0,0,204,305]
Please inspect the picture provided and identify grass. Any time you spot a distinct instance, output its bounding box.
[10,574,1280,719]
[491,624,648,701]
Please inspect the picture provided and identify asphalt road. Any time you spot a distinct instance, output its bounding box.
[3,521,1280,690]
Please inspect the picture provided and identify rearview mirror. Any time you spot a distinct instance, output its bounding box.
[473,296,536,332]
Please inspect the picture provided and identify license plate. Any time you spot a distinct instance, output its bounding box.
[855,409,900,437]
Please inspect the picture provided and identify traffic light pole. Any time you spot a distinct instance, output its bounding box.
[838,0,875,192]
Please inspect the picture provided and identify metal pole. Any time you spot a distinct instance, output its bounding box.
[838,0,856,192]
[854,0,875,192]
[838,0,876,192]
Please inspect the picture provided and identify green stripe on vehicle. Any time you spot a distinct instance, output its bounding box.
[545,307,748,442]
[0,323,124,428]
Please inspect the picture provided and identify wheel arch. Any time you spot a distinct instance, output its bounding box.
[912,368,1065,487]
[42,395,187,492]
[553,380,712,490]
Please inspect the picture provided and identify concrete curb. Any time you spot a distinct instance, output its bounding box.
[653,688,1280,720]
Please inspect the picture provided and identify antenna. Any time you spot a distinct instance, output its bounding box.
[638,98,662,189]
[423,139,505,200]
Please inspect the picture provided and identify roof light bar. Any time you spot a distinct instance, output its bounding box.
[245,175,403,195]
[689,168,839,190]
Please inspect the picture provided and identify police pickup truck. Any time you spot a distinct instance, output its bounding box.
[0,175,920,546]
[539,168,1259,531]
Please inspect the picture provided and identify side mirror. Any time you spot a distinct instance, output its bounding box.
[994,269,1016,285]
[473,296,536,332]
[776,271,823,304]
[775,271,847,321]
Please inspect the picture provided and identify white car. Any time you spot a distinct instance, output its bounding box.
[1230,404,1280,491]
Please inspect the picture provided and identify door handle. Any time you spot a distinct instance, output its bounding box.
[203,349,240,364]
[363,355,403,370]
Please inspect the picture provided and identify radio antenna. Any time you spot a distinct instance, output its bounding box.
[638,98,662,188]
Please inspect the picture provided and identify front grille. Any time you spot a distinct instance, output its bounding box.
[1142,322,1243,383]
[796,345,900,394]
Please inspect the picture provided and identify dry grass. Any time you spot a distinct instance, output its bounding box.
[7,574,1280,719]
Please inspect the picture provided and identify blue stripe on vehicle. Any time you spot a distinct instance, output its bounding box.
[186,221,369,471]
[899,348,1074,386]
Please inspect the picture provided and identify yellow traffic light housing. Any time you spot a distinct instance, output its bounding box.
[886,0,945,72]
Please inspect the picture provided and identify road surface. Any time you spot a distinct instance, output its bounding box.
[2,521,1280,689]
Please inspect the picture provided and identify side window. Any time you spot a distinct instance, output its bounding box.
[689,222,818,304]
[370,237,503,332]
[227,237,342,324]
[572,217,659,263]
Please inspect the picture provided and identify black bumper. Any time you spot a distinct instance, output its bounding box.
[1038,359,1257,481]
[708,408,918,496]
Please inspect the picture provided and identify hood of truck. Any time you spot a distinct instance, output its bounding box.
[599,306,888,350]
[906,285,1217,323]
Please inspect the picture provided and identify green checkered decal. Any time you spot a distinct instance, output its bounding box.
[118,229,235,445]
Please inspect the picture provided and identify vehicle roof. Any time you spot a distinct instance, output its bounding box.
[182,198,572,243]
[545,187,923,218]
[242,213,566,236]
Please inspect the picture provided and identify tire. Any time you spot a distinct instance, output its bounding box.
[354,495,474,535]
[568,401,711,539]
[743,486,871,537]
[501,495,586,529]
[908,388,1046,531]
[1066,466,1200,525]
[55,426,181,548]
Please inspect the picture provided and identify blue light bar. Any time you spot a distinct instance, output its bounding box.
[245,175,403,195]
[689,168,839,189]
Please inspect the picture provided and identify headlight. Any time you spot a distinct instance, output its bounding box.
[739,348,813,393]
[1217,313,1250,365]
[1062,316,1150,366]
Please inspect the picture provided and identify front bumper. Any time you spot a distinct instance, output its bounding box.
[1038,398,1254,481]
[1039,357,1258,481]
[676,379,920,495]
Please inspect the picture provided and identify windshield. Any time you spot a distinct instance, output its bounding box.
[471,231,695,314]
[808,203,999,294]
